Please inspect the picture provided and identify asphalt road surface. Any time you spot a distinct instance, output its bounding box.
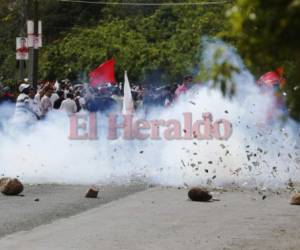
[0,183,147,238]
[0,187,300,250]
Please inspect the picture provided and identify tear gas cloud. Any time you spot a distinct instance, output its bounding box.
[0,40,299,189]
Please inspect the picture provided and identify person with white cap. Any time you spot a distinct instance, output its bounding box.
[11,83,40,126]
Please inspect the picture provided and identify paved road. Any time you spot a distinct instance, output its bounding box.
[0,187,299,250]
[0,183,147,238]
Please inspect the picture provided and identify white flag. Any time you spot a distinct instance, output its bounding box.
[122,71,134,115]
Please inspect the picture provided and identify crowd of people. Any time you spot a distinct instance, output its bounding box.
[0,71,290,128]
[0,75,194,125]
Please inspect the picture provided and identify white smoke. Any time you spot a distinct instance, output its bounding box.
[0,40,299,189]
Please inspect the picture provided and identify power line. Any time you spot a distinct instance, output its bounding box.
[59,0,230,6]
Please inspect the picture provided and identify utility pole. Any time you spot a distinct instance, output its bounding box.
[28,0,39,90]
[19,0,28,81]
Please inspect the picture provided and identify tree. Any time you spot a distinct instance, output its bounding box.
[39,1,229,84]
[225,0,300,121]
[0,0,231,91]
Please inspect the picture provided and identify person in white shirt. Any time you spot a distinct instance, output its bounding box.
[34,82,51,108]
[50,92,59,107]
[28,87,42,118]
[40,88,53,117]
[34,92,41,106]
[11,83,40,126]
[60,93,77,114]
[78,96,86,109]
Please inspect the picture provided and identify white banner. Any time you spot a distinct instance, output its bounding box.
[16,37,29,60]
[38,20,42,48]
[27,20,34,47]
[27,20,42,48]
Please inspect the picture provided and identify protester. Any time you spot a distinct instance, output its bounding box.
[11,83,40,125]
[0,86,15,105]
[60,93,77,114]
[40,87,53,117]
[28,86,42,118]
[34,81,50,107]
[0,74,195,123]
[111,86,123,111]
[175,75,193,97]
[53,91,65,109]
[50,90,59,107]
[175,83,188,97]
[74,91,84,112]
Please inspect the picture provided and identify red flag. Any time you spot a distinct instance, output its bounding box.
[89,58,116,87]
[257,67,285,87]
[275,67,284,77]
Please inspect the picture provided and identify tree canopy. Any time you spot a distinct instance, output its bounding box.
[0,0,299,120]
[0,0,229,83]
[39,1,228,84]
[225,0,300,120]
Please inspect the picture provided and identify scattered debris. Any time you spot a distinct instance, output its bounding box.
[188,187,212,202]
[34,198,40,202]
[181,160,186,167]
[290,193,300,205]
[247,154,251,161]
[257,148,263,153]
[0,177,24,196]
[85,187,99,198]
[252,161,260,167]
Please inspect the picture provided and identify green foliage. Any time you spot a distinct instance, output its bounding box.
[0,0,230,87]
[225,0,300,120]
[0,0,21,84]
[198,48,239,98]
[38,1,228,84]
